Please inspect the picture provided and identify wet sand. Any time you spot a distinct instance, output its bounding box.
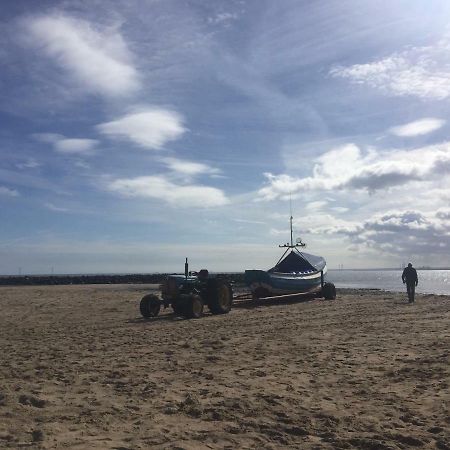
[0,284,449,449]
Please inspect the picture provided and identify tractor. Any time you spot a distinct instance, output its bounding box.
[139,259,233,319]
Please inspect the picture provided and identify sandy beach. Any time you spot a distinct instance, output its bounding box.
[0,284,449,449]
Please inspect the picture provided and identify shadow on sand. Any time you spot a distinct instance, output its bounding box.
[233,293,321,310]
[392,300,414,306]
[127,294,326,324]
[127,314,186,324]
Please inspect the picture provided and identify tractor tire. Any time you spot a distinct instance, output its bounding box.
[172,299,185,316]
[140,294,161,318]
[184,294,204,319]
[206,279,233,314]
[322,282,336,300]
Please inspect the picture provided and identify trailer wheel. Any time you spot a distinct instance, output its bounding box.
[253,287,270,300]
[322,282,336,300]
[184,294,204,319]
[207,279,233,314]
[140,294,161,318]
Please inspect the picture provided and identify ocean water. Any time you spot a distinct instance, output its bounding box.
[328,269,450,295]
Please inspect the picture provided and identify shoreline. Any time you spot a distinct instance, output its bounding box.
[1,282,449,297]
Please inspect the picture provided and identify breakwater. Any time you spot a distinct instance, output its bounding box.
[0,273,245,286]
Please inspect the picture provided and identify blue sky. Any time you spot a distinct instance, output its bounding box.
[1,0,450,274]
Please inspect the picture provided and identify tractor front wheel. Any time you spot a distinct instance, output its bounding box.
[140,294,161,318]
[184,294,204,319]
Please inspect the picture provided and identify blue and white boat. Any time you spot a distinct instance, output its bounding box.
[245,214,335,300]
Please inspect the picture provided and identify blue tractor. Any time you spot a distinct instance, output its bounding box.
[139,259,233,319]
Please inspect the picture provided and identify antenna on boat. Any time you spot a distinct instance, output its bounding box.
[279,194,306,249]
[289,193,293,247]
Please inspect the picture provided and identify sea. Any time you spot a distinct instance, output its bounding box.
[328,269,450,295]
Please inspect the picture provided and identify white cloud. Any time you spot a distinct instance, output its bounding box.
[0,186,19,197]
[33,133,60,143]
[258,142,450,200]
[389,118,445,137]
[107,175,228,208]
[161,157,220,177]
[25,14,139,97]
[74,160,91,170]
[54,138,98,155]
[293,214,359,236]
[305,210,450,257]
[97,108,186,150]
[208,12,238,25]
[330,37,450,100]
[16,158,41,169]
[436,208,450,220]
[305,201,328,211]
[233,218,266,225]
[44,202,69,212]
[33,133,98,155]
[330,207,349,213]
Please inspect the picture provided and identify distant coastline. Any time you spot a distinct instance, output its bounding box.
[329,267,450,271]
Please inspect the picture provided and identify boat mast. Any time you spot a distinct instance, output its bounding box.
[279,194,304,249]
[290,194,294,247]
[276,195,306,265]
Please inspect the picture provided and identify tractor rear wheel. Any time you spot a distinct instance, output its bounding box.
[207,279,233,314]
[184,294,204,319]
[140,294,161,318]
[322,282,336,300]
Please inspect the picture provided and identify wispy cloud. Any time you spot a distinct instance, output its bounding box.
[16,158,41,169]
[54,138,98,155]
[24,14,140,97]
[33,133,98,155]
[74,160,91,170]
[330,37,450,100]
[258,142,450,200]
[233,218,266,225]
[107,175,228,208]
[0,186,19,197]
[44,202,69,213]
[305,201,328,211]
[161,157,220,177]
[97,108,186,150]
[389,118,445,137]
[207,12,239,25]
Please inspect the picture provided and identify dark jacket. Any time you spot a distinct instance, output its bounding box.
[402,266,418,284]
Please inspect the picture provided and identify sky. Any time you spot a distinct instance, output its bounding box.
[1,0,450,274]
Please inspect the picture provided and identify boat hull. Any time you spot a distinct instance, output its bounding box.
[245,266,327,297]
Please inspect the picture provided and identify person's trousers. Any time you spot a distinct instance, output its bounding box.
[406,282,415,303]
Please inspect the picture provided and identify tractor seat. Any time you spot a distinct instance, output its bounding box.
[198,269,209,279]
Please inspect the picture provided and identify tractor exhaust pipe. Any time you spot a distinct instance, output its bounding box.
[185,257,189,279]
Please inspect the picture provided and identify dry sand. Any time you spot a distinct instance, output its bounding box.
[0,284,449,449]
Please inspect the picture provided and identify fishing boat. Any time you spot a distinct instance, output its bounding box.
[244,213,336,300]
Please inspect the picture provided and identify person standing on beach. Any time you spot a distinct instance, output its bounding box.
[402,263,418,303]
